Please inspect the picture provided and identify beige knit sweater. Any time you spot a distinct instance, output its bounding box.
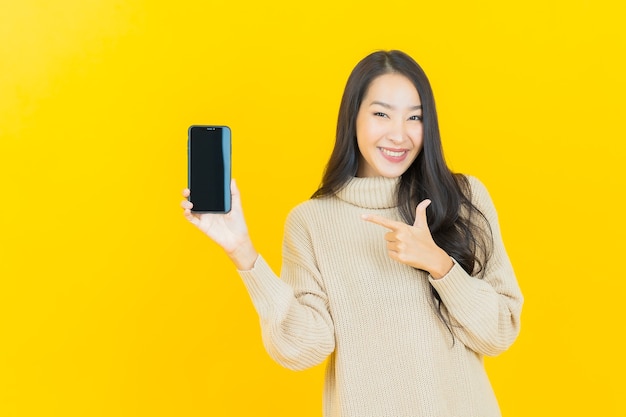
[239,176,523,417]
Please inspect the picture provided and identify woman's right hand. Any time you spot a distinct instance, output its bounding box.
[181,179,258,270]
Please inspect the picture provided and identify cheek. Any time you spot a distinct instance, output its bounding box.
[357,119,385,144]
[410,126,424,149]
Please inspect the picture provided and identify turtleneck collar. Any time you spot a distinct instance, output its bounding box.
[335,176,400,210]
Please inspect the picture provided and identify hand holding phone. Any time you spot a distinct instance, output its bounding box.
[181,181,258,270]
[188,125,231,213]
[183,126,259,269]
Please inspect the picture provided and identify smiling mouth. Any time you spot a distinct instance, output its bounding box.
[380,148,407,158]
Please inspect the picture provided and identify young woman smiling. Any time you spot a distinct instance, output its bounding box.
[182,50,523,417]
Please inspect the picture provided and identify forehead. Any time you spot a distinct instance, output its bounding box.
[364,73,421,104]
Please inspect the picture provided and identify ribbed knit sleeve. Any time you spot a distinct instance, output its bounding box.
[238,210,335,371]
[429,176,523,356]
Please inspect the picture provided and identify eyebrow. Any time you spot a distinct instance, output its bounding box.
[369,101,422,111]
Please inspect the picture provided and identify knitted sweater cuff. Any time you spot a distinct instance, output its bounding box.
[237,255,293,319]
[428,258,479,310]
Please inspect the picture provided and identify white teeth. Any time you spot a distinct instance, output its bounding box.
[381,148,406,157]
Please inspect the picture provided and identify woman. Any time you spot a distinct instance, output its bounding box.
[182,50,523,417]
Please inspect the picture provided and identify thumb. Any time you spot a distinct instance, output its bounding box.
[414,199,432,228]
[231,179,242,210]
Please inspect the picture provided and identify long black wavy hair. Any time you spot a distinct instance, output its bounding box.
[312,50,492,333]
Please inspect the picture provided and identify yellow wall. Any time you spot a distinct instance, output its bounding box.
[2,0,624,415]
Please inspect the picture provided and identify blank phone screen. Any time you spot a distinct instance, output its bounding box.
[188,126,231,212]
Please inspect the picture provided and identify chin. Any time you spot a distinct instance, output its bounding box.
[377,165,410,178]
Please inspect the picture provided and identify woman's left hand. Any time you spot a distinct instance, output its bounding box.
[362,199,454,279]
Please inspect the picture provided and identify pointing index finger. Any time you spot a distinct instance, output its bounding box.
[361,213,403,231]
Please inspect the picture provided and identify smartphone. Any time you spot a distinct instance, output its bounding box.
[187,125,231,213]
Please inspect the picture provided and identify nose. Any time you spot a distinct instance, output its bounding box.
[387,119,405,144]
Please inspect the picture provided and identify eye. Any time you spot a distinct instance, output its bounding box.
[373,112,389,118]
[408,115,423,121]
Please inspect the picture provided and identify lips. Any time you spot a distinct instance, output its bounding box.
[379,147,408,162]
